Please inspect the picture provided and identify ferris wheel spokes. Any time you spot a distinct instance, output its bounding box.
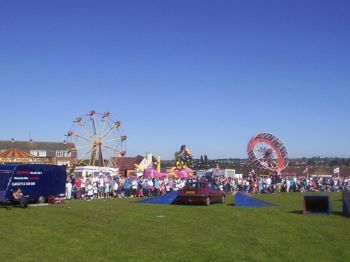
[73,117,91,140]
[73,133,93,143]
[70,142,96,153]
[76,146,95,166]
[96,113,109,140]
[67,110,127,167]
[101,123,119,141]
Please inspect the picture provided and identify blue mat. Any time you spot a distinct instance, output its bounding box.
[138,191,178,204]
[234,192,273,207]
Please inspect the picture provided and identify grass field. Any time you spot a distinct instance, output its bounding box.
[1,192,349,261]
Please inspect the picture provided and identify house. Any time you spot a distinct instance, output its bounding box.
[0,139,77,167]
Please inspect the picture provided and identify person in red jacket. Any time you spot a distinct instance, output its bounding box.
[75,178,82,199]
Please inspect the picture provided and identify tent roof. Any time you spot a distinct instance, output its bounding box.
[0,148,35,159]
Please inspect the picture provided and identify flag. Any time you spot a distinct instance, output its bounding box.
[302,167,309,174]
[215,164,220,175]
[333,167,340,174]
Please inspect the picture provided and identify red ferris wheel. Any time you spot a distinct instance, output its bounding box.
[247,133,288,172]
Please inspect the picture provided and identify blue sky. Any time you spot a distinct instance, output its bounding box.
[0,0,349,159]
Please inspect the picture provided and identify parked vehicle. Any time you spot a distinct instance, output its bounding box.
[175,181,225,206]
[0,164,66,205]
[73,166,118,181]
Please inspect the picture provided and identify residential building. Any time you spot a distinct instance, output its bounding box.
[0,139,77,167]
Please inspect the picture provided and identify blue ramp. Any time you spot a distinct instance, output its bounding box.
[138,191,178,204]
[234,192,273,207]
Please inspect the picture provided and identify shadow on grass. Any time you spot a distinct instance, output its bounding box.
[289,210,303,215]
[172,202,224,206]
[289,210,349,217]
[332,211,349,217]
[0,204,26,210]
[289,210,333,215]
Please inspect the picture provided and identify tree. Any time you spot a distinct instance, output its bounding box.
[204,155,208,169]
[200,155,204,169]
[307,159,315,167]
[174,151,180,161]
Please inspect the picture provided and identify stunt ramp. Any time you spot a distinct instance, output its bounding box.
[234,192,273,207]
[138,191,178,204]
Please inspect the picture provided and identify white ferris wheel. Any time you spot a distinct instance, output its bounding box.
[66,110,127,167]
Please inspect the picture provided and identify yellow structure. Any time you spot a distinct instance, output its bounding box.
[134,163,145,172]
[156,155,161,172]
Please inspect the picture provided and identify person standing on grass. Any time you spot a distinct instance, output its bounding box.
[123,178,131,198]
[86,179,93,199]
[276,175,282,193]
[104,178,110,198]
[168,178,174,192]
[93,181,98,199]
[143,178,150,197]
[136,178,143,197]
[75,177,82,200]
[160,180,166,195]
[118,177,125,198]
[131,177,137,197]
[98,175,105,198]
[154,178,160,196]
[113,179,119,197]
[266,176,272,191]
[251,179,258,194]
[286,177,291,192]
[66,179,72,200]
[110,177,115,196]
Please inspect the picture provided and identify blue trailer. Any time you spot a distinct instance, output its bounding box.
[0,164,66,205]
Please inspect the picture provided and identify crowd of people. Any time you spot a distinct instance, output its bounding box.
[211,175,350,194]
[65,172,350,200]
[66,174,186,200]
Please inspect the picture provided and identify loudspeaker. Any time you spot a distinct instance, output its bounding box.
[343,191,350,217]
[303,195,331,215]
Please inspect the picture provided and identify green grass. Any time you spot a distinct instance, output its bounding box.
[1,193,349,261]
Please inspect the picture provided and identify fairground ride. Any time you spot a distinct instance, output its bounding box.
[247,132,288,174]
[66,110,127,167]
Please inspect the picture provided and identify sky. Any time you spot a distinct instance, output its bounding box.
[0,0,349,160]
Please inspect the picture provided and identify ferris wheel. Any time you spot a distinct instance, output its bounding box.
[247,132,288,172]
[66,110,127,167]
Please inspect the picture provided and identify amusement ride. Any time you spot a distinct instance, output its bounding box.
[247,132,289,174]
[66,110,127,167]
